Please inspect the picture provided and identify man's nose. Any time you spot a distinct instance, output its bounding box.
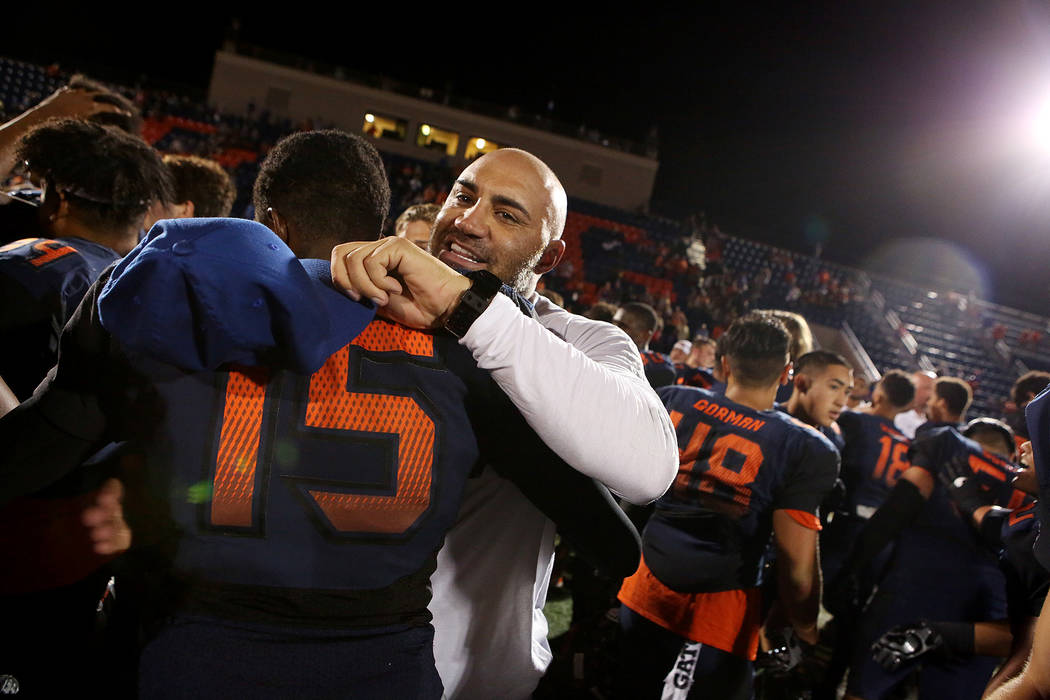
[455,203,488,238]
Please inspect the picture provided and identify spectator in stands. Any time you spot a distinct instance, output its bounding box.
[393,202,439,250]
[894,370,937,438]
[142,155,236,229]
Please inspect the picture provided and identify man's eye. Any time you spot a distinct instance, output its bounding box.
[455,193,472,203]
[497,211,517,223]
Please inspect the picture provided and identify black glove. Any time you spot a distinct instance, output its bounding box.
[756,627,808,673]
[871,622,945,671]
[940,474,987,519]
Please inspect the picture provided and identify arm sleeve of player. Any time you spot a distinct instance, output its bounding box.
[0,273,116,505]
[907,426,954,475]
[774,436,840,522]
[460,294,677,504]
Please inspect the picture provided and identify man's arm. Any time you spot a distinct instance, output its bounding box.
[0,86,131,182]
[772,509,821,644]
[332,238,678,504]
[985,593,1050,700]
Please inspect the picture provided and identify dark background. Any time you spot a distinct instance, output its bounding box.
[6,1,1050,312]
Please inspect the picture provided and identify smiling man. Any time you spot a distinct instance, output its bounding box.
[333,147,677,698]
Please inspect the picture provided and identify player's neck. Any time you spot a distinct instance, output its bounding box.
[51,219,137,255]
[872,402,899,421]
[785,397,817,427]
[725,382,778,412]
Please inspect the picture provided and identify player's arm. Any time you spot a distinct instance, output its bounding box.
[772,509,821,644]
[332,238,678,504]
[0,272,116,506]
[985,593,1050,700]
[0,85,130,182]
[773,437,840,643]
[0,374,17,418]
[985,617,1039,699]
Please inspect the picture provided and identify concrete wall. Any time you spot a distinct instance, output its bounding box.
[208,51,659,212]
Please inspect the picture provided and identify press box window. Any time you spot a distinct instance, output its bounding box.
[416,124,459,156]
[464,137,500,160]
[362,113,407,141]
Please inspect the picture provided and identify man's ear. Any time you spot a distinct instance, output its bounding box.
[533,239,566,275]
[178,200,195,218]
[720,355,732,381]
[779,363,793,387]
[794,373,810,393]
[267,207,289,243]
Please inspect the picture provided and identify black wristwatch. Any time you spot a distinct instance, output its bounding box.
[443,269,503,338]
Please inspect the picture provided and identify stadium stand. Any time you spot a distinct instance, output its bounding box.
[0,55,1044,421]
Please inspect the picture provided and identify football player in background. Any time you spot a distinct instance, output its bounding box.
[614,301,677,388]
[616,312,839,699]
[141,154,236,229]
[393,202,440,250]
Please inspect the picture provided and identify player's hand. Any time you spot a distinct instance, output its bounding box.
[871,622,944,671]
[331,237,471,329]
[940,474,987,518]
[34,86,131,122]
[756,627,807,673]
[81,478,132,556]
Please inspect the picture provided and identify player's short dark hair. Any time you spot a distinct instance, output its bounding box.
[1011,371,1050,406]
[878,369,915,409]
[758,309,813,361]
[794,350,851,378]
[253,130,390,244]
[934,377,973,418]
[617,302,661,335]
[584,302,618,323]
[963,417,1015,457]
[163,155,236,218]
[17,118,173,231]
[66,74,143,135]
[720,312,790,389]
[394,203,440,235]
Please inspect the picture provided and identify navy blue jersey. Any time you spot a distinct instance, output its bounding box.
[836,412,912,513]
[10,264,569,632]
[895,427,1025,565]
[0,235,119,399]
[642,386,839,592]
[640,350,676,389]
[999,501,1047,619]
[674,363,714,389]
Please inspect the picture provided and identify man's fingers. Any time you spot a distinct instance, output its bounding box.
[344,245,392,305]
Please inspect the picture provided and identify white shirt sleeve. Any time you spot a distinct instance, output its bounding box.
[459,293,678,504]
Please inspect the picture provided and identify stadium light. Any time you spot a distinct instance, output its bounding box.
[476,138,486,149]
[421,124,431,136]
[364,113,375,123]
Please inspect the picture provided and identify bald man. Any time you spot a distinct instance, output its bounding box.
[895,370,937,438]
[333,148,677,698]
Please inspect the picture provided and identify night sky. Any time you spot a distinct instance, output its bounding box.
[7,2,1050,313]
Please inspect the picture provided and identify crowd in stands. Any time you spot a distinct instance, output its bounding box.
[6,58,1050,700]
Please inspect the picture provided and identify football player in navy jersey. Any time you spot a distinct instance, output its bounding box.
[873,422,1043,697]
[615,312,839,699]
[782,350,852,443]
[916,375,972,434]
[0,118,173,399]
[0,132,653,699]
[0,117,171,697]
[832,418,1024,700]
[614,301,677,388]
[676,337,716,389]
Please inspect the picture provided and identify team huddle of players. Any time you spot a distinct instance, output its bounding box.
[610,297,1050,699]
[1,77,1050,700]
